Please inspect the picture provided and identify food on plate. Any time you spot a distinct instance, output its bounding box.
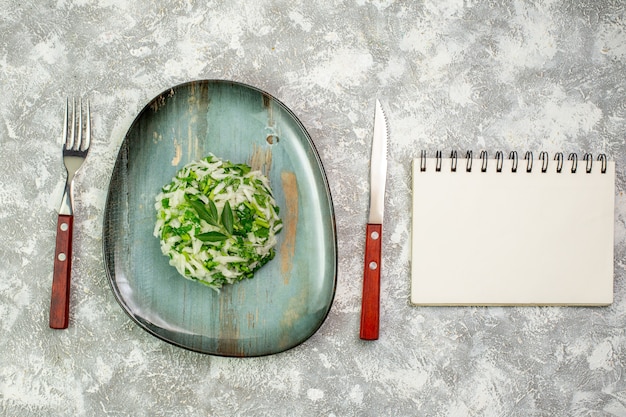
[154,154,282,290]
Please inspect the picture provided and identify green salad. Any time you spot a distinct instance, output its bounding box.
[154,154,282,290]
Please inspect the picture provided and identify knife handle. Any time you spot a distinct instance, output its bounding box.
[50,214,73,329]
[360,223,382,340]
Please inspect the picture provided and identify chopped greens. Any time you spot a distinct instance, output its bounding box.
[154,154,283,290]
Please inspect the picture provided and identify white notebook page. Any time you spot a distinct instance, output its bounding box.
[411,157,615,306]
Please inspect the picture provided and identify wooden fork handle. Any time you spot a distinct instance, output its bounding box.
[50,214,73,329]
[360,223,382,340]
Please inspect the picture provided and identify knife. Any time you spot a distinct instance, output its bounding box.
[360,99,388,340]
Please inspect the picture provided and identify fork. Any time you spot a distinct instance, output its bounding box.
[50,98,91,329]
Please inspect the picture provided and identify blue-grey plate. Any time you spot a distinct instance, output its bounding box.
[103,80,337,356]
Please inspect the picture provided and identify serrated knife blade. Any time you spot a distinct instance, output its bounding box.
[360,99,388,340]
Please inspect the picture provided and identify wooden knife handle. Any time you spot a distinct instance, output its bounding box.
[50,214,73,329]
[360,223,382,340]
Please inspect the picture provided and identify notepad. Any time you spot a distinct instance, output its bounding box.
[411,152,615,306]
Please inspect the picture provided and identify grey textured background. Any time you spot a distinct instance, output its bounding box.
[2,1,626,416]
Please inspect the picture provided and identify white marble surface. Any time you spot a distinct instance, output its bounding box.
[2,1,626,416]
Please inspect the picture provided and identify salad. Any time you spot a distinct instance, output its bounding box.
[154,154,283,290]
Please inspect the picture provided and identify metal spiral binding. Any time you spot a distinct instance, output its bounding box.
[554,153,564,173]
[524,151,533,173]
[479,151,488,172]
[539,152,549,173]
[568,153,578,173]
[509,151,518,172]
[598,154,608,173]
[422,151,608,174]
[584,153,592,173]
[495,151,504,172]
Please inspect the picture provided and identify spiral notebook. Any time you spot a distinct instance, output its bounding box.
[411,151,615,306]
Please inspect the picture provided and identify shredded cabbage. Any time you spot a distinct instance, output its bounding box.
[154,154,283,290]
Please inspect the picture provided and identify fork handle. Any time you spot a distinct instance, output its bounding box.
[50,214,73,329]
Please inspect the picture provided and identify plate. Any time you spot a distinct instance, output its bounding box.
[103,80,337,356]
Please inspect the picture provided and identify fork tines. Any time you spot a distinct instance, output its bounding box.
[63,98,91,156]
